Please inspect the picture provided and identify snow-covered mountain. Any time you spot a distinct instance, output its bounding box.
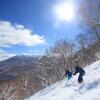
[25,60,100,100]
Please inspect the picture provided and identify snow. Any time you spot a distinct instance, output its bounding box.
[25,60,100,100]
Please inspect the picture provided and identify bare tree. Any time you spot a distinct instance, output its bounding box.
[38,56,50,87]
[0,81,17,100]
[78,0,100,42]
[76,34,88,66]
[45,39,75,71]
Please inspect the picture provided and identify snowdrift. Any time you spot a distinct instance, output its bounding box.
[25,60,100,100]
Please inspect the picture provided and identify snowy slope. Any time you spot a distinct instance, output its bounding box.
[25,60,100,100]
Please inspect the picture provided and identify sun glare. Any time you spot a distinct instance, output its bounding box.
[53,1,75,22]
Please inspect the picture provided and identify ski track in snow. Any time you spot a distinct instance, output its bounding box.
[25,60,100,100]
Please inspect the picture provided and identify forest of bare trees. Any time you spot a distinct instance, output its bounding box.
[78,0,100,42]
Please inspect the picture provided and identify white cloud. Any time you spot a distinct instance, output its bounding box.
[0,49,15,61]
[0,20,46,47]
[22,50,42,56]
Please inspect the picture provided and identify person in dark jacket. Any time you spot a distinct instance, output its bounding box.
[73,66,85,83]
[74,57,85,83]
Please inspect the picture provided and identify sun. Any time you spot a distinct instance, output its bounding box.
[53,1,75,22]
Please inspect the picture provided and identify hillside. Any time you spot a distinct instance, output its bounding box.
[0,55,40,78]
[0,55,64,100]
[0,55,42,100]
[26,60,100,100]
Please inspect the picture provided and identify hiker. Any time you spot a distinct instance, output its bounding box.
[64,70,72,80]
[73,58,85,83]
[73,66,85,83]
[64,57,85,83]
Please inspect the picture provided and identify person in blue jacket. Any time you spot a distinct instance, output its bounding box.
[64,58,85,83]
[64,70,72,80]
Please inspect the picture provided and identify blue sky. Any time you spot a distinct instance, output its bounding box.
[0,0,81,60]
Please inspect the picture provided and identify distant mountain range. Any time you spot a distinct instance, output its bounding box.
[0,55,40,81]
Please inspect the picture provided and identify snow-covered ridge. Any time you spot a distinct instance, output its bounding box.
[25,60,100,100]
